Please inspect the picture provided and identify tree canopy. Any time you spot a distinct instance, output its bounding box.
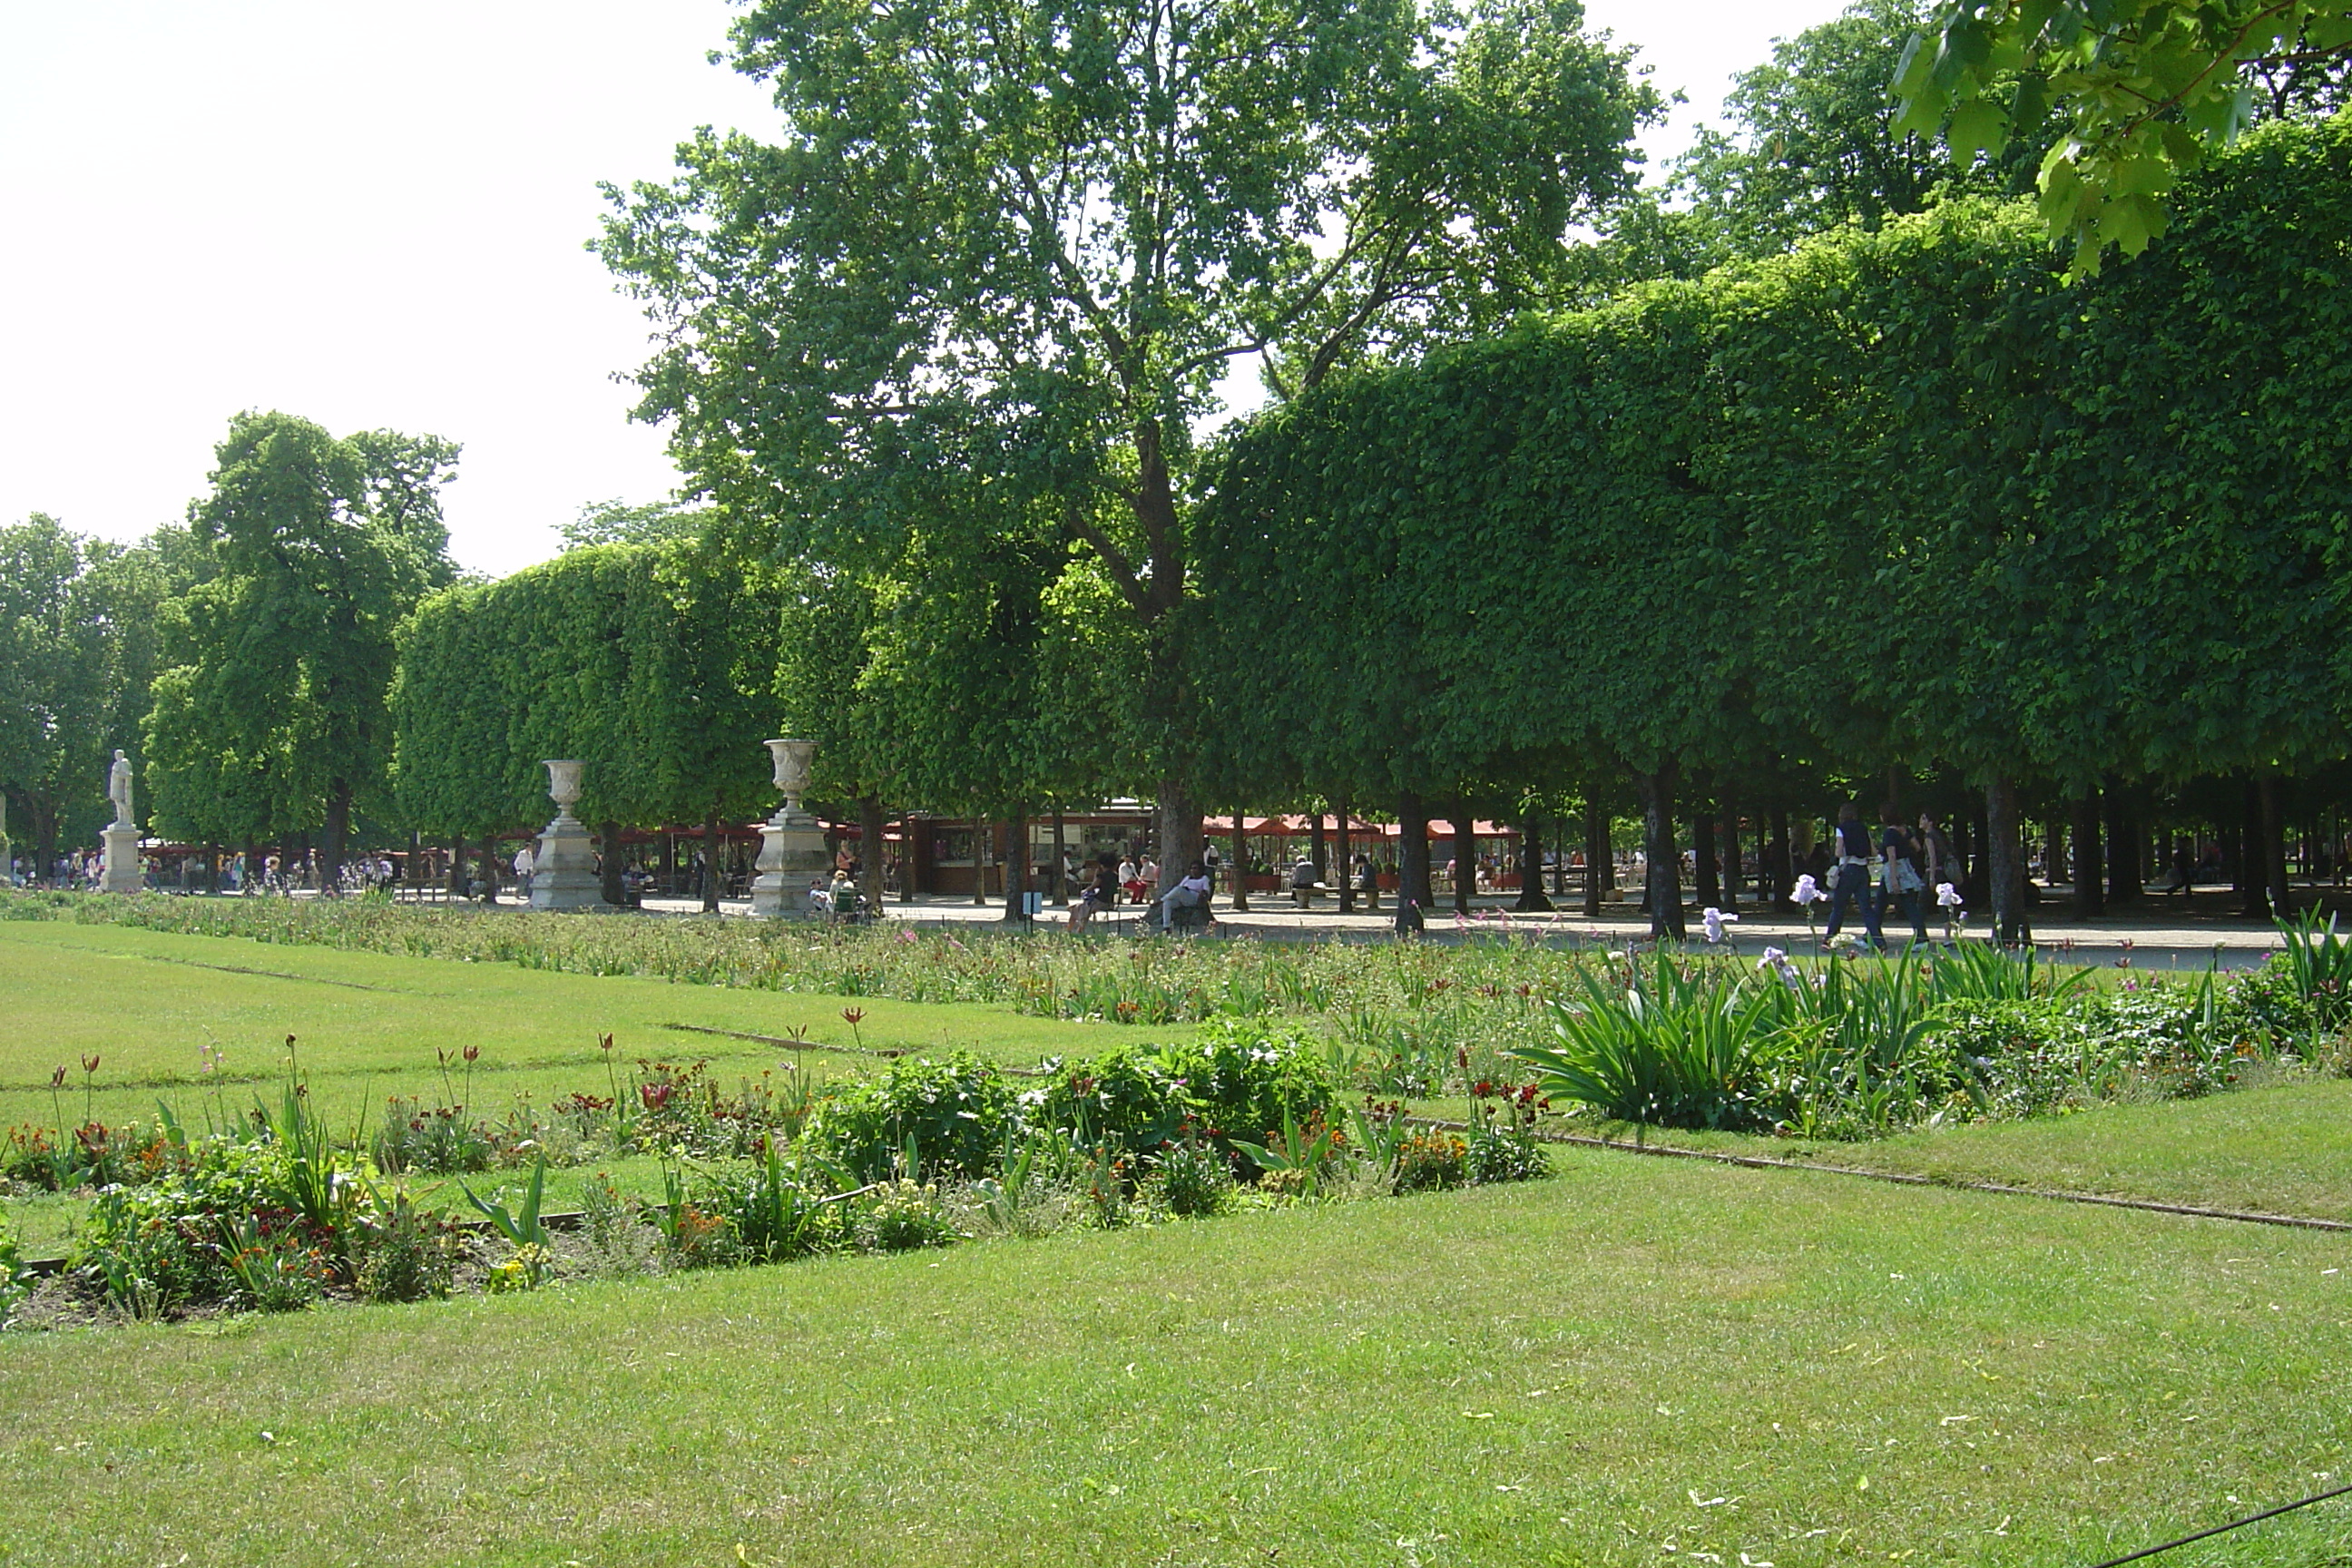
[1894,0,2352,270]
[594,0,1661,886]
[145,412,457,878]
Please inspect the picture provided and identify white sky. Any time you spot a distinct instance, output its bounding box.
[0,0,1851,578]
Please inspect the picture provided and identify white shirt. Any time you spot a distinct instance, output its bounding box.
[514,848,534,876]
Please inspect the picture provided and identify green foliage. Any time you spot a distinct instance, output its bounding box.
[146,412,456,858]
[1195,114,2352,815]
[348,1189,459,1304]
[803,1054,1018,1184]
[1518,954,1786,1132]
[72,1135,345,1314]
[0,1200,27,1322]
[855,1181,958,1252]
[461,1152,551,1250]
[597,0,1661,823]
[388,537,776,838]
[1671,0,2054,260]
[1145,1136,1235,1219]
[1894,0,2352,270]
[0,516,178,867]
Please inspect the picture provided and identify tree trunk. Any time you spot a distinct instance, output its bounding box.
[900,809,917,903]
[1397,790,1432,923]
[1640,767,1685,940]
[1049,807,1068,906]
[1155,782,1204,899]
[1514,810,1553,912]
[2258,772,2291,920]
[598,820,624,907]
[206,842,221,896]
[1691,800,1719,907]
[1336,802,1355,914]
[1583,795,1607,918]
[1720,801,1742,910]
[1229,816,1250,912]
[2042,818,2063,894]
[1770,807,1793,911]
[698,808,720,912]
[1310,812,1328,878]
[320,781,352,896]
[446,837,466,899]
[31,796,59,884]
[1002,809,1030,923]
[860,794,888,915]
[2073,789,2104,916]
[2105,788,2141,904]
[477,833,503,904]
[1451,798,1473,916]
[972,812,989,905]
[1987,777,2027,946]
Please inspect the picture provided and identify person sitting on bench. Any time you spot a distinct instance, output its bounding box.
[1157,861,1213,928]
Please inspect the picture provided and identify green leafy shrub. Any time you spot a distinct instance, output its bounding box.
[0,1201,27,1322]
[369,1098,497,1175]
[72,1136,346,1314]
[1038,1023,1340,1159]
[857,1181,957,1251]
[803,1054,1017,1182]
[1147,1135,1234,1219]
[1514,955,1787,1132]
[696,1138,845,1261]
[348,1190,459,1303]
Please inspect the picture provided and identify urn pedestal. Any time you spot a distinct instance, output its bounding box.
[750,739,830,917]
[100,824,143,894]
[527,760,613,911]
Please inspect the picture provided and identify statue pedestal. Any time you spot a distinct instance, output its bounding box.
[100,823,142,893]
[527,814,611,911]
[751,807,830,917]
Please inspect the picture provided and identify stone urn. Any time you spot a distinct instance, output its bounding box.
[751,738,828,916]
[766,739,816,814]
[544,759,586,820]
[529,760,609,910]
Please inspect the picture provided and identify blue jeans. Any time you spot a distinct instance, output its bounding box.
[1823,861,1883,946]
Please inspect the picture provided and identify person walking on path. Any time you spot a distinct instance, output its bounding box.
[1881,806,1930,946]
[1823,801,1885,949]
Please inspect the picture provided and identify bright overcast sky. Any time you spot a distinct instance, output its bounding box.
[0,0,1852,578]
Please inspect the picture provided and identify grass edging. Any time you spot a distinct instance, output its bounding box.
[1408,1116,2352,1233]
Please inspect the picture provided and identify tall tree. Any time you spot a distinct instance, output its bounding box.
[596,0,1659,889]
[152,413,456,887]
[1671,0,2053,258]
[0,517,173,875]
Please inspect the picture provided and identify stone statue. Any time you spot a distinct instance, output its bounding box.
[108,750,134,828]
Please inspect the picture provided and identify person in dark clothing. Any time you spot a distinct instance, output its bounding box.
[1880,807,1929,946]
[1822,801,1885,948]
[1067,853,1121,933]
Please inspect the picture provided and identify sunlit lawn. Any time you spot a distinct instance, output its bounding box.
[2,1148,2347,1567]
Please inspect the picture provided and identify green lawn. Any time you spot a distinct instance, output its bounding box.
[2,1150,2347,1567]
[1583,1075,2352,1224]
[4,918,2349,1564]
[0,919,1171,1131]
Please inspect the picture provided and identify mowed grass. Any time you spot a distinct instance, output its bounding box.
[0,920,1191,1253]
[1627,1078,2352,1223]
[0,919,1175,1131]
[1,1152,2347,1567]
